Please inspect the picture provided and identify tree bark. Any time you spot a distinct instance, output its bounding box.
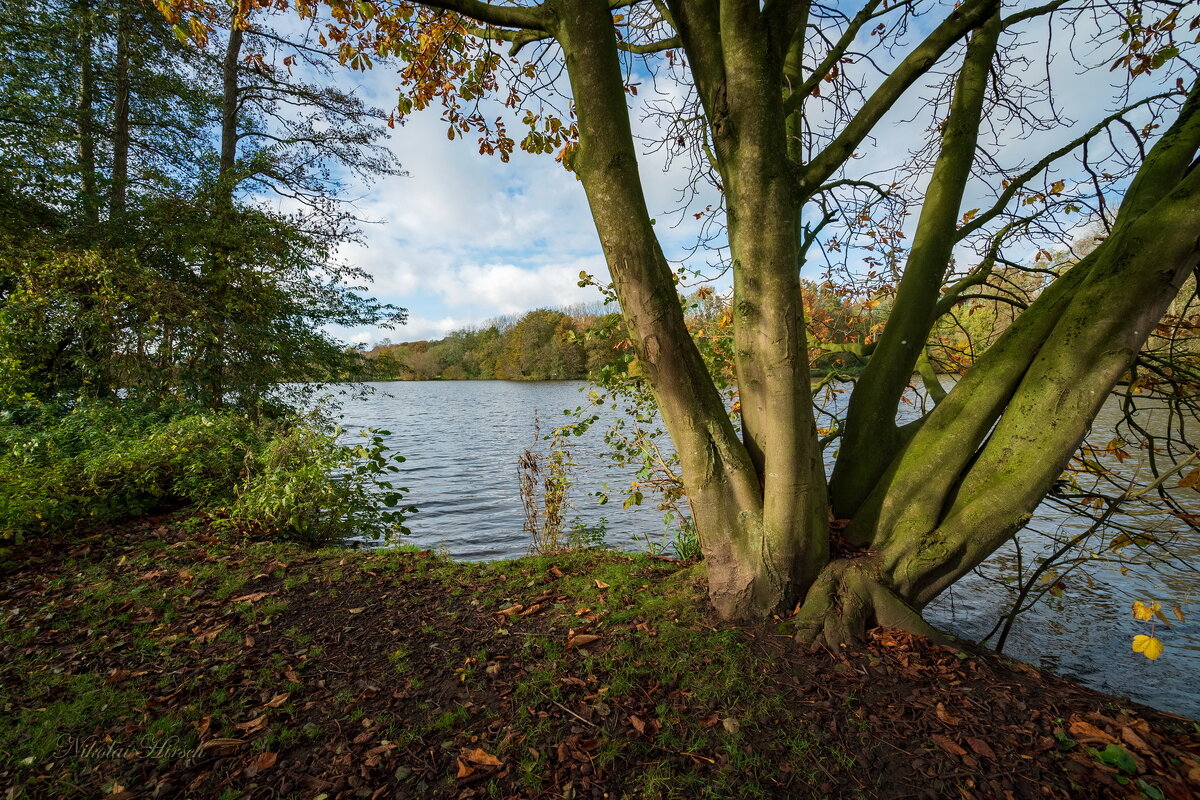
[219,23,244,200]
[551,0,796,618]
[109,0,132,221]
[75,0,99,227]
[830,11,1001,519]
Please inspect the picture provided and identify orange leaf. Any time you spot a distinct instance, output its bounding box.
[966,738,995,759]
[931,735,967,757]
[253,751,277,770]
[1068,720,1116,743]
[463,747,502,767]
[567,634,603,649]
[234,715,268,734]
[231,592,271,604]
[935,702,960,726]
[264,693,289,708]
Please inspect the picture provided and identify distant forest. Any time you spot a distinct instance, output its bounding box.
[361,275,1067,381]
[363,303,629,381]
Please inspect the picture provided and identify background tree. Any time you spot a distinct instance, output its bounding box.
[0,0,405,410]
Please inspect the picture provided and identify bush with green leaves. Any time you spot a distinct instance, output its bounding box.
[0,401,252,541]
[219,425,415,547]
[0,401,414,549]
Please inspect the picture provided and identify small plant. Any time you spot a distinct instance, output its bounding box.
[670,517,702,561]
[519,414,573,553]
[566,517,609,550]
[1088,743,1138,775]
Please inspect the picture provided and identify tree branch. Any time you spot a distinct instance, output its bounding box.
[956,92,1176,242]
[416,0,548,32]
[796,0,1000,199]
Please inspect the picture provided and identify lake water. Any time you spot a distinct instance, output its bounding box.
[336,380,1200,719]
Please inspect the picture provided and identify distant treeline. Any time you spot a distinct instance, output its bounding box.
[364,304,629,381]
[366,268,1154,383]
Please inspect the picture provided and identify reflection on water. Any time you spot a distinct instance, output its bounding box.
[336,380,1200,719]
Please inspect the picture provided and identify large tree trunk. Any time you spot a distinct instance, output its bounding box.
[74,0,99,227]
[828,11,1001,518]
[553,0,811,619]
[109,0,131,222]
[201,19,245,408]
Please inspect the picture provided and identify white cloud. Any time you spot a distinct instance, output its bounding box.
[426,257,608,315]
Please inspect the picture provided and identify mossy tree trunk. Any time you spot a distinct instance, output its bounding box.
[412,0,1200,638]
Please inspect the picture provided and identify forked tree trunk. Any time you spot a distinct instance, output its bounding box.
[795,83,1200,646]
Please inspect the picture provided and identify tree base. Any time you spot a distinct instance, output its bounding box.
[790,559,951,649]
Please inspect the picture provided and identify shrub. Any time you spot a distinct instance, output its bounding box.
[0,401,414,549]
[218,425,415,547]
[0,402,251,542]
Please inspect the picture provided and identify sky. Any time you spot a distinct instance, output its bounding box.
[323,52,713,346]
[311,2,1177,348]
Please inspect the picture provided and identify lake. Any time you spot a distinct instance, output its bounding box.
[336,380,1200,719]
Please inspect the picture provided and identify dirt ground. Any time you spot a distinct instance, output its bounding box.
[2,512,1198,799]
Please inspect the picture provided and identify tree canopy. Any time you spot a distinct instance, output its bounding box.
[0,0,405,412]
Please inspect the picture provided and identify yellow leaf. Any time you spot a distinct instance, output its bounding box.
[1131,600,1160,621]
[1132,634,1164,660]
[1050,180,1065,194]
[1173,605,1186,622]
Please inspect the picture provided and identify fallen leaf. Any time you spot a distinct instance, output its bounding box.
[105,668,132,685]
[496,604,523,616]
[231,592,271,604]
[966,737,995,759]
[348,607,365,614]
[1068,720,1116,743]
[935,702,960,726]
[548,566,564,578]
[1121,726,1151,753]
[234,715,268,734]
[567,634,603,648]
[456,758,475,779]
[931,735,967,757]
[264,693,289,708]
[630,715,646,735]
[722,717,740,734]
[253,751,277,770]
[462,747,502,767]
[195,625,228,644]
[200,738,245,750]
[594,580,610,589]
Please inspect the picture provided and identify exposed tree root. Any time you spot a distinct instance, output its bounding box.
[791,559,951,650]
